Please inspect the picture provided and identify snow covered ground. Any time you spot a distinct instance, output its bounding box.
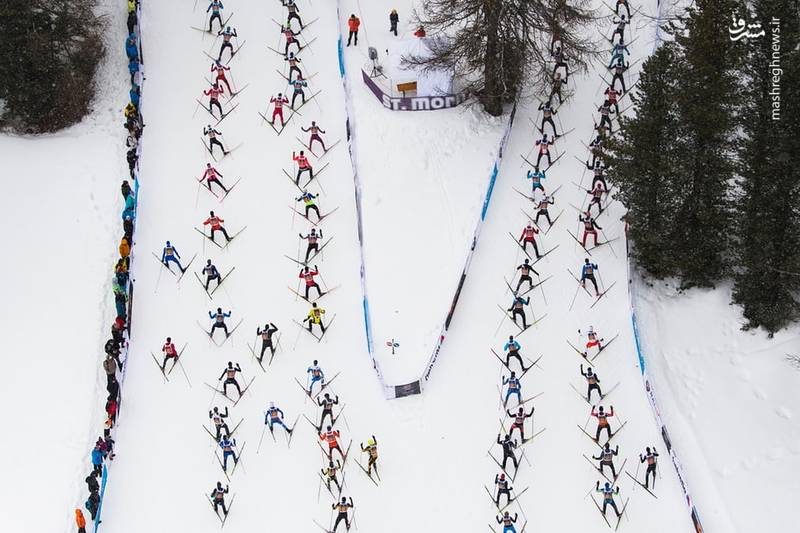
[4,0,793,532]
[633,279,800,533]
[338,0,507,385]
[98,0,698,532]
[0,1,129,532]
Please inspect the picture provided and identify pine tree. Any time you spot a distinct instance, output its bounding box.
[0,0,106,133]
[407,0,598,116]
[732,0,800,333]
[666,0,743,288]
[605,43,685,278]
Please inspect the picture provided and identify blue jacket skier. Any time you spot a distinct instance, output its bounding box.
[595,481,621,516]
[209,308,232,338]
[502,371,522,407]
[580,258,600,295]
[218,436,238,471]
[306,359,325,394]
[265,402,292,434]
[161,241,185,272]
[207,1,225,32]
[503,335,528,371]
[496,511,518,533]
[526,167,546,194]
[290,75,308,108]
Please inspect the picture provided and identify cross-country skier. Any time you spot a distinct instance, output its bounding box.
[204,82,225,118]
[579,212,603,249]
[299,265,322,299]
[161,336,178,371]
[256,323,278,362]
[217,26,237,62]
[604,86,621,116]
[360,436,379,475]
[281,23,300,55]
[550,71,567,104]
[591,405,615,442]
[586,160,608,191]
[332,497,354,531]
[301,121,327,152]
[639,447,659,488]
[507,295,530,329]
[502,371,522,407]
[210,482,229,516]
[496,433,518,470]
[305,302,326,334]
[552,46,569,80]
[264,402,293,435]
[507,405,534,441]
[615,0,631,18]
[284,52,302,81]
[289,74,308,109]
[515,259,539,292]
[209,307,232,338]
[218,361,242,397]
[293,150,313,184]
[307,360,325,394]
[586,181,606,216]
[608,58,629,93]
[284,0,303,28]
[206,1,225,33]
[203,259,221,291]
[209,406,230,440]
[581,364,603,401]
[534,133,554,168]
[496,511,519,533]
[503,335,529,371]
[204,124,228,156]
[531,195,553,227]
[593,443,620,478]
[537,100,558,136]
[588,135,604,167]
[518,223,541,258]
[583,326,605,352]
[320,425,344,460]
[299,228,322,261]
[218,435,238,471]
[597,100,615,133]
[296,191,320,221]
[200,163,229,194]
[269,93,289,127]
[580,258,600,296]
[161,241,186,273]
[322,459,343,492]
[494,472,513,507]
[595,481,622,517]
[318,392,339,428]
[203,211,232,242]
[210,60,232,94]
[526,166,546,196]
[608,39,629,69]
[610,14,629,44]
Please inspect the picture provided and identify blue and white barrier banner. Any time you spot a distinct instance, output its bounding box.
[421,103,518,387]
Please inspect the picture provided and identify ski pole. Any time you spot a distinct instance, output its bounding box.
[568,282,582,311]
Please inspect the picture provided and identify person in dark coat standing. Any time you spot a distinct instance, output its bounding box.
[389,9,399,36]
